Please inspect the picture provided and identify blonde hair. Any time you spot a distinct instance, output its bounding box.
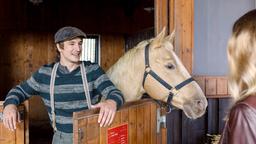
[228,9,256,103]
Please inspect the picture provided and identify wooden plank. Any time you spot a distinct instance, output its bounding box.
[193,76,206,94]
[205,77,217,96]
[155,0,169,34]
[101,34,125,71]
[182,112,207,144]
[15,106,25,144]
[217,77,228,95]
[143,104,151,144]
[16,121,24,144]
[207,99,219,134]
[0,124,15,144]
[166,110,182,144]
[121,109,129,123]
[24,101,29,144]
[73,114,79,144]
[169,0,175,32]
[99,126,107,144]
[73,117,87,144]
[150,103,157,144]
[128,106,137,144]
[218,98,232,133]
[0,103,26,144]
[86,117,99,144]
[136,105,144,143]
[161,128,167,144]
[175,0,194,73]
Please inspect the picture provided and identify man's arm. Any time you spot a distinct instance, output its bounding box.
[3,71,41,131]
[3,104,20,131]
[92,64,124,127]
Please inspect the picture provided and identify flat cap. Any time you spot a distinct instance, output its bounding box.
[54,26,86,43]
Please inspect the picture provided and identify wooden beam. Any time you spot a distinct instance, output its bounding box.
[174,0,194,73]
[155,0,169,34]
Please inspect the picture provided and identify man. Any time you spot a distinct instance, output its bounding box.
[3,26,124,143]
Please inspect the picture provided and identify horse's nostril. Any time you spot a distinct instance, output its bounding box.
[195,100,204,111]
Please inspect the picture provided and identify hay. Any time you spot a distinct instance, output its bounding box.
[207,134,221,144]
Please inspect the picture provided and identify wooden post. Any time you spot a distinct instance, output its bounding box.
[155,0,169,34]
[174,0,194,73]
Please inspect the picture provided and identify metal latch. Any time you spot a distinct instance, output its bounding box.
[157,108,166,133]
[78,128,84,144]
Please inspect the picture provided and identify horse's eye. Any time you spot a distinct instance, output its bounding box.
[166,63,175,69]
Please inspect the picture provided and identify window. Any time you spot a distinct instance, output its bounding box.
[80,35,100,64]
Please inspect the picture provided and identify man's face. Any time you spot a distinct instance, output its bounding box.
[57,37,83,64]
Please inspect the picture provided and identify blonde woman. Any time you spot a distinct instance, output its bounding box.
[219,10,256,144]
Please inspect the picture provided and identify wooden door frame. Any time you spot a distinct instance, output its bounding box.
[155,0,194,73]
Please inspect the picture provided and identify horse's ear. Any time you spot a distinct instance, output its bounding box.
[152,27,167,45]
[165,29,175,44]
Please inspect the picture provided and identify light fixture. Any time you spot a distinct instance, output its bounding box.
[144,7,154,13]
[29,0,43,5]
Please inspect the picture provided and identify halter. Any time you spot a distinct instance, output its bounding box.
[142,43,194,112]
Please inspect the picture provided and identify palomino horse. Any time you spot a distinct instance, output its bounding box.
[107,28,208,119]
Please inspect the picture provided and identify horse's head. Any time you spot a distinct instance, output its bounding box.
[143,28,208,119]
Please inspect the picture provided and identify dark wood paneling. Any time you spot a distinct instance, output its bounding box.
[125,27,154,51]
[207,99,219,134]
[182,113,206,144]
[167,110,182,144]
[218,98,231,133]
[101,34,125,71]
[0,0,154,34]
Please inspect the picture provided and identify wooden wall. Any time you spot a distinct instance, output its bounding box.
[101,35,125,71]
[0,0,154,34]
[155,0,194,73]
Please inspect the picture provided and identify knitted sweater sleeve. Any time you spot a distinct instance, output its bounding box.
[92,64,124,109]
[3,70,41,107]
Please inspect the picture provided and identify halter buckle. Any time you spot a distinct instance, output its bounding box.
[170,88,179,96]
[145,66,151,73]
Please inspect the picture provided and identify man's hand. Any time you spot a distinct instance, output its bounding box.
[3,104,21,131]
[91,99,117,127]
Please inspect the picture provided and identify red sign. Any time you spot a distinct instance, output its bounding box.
[107,123,128,144]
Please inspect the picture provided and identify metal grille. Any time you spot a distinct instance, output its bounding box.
[80,35,100,63]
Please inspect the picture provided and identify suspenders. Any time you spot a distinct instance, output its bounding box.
[50,62,92,131]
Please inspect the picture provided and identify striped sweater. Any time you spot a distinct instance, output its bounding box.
[4,61,124,133]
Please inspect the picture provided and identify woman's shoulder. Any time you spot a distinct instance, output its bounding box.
[239,95,256,109]
[231,95,256,117]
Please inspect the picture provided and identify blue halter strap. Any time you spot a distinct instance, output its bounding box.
[142,43,194,112]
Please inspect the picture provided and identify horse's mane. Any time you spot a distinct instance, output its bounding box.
[107,39,154,99]
[107,39,150,75]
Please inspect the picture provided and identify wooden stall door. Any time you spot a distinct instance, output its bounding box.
[73,99,166,144]
[0,102,25,144]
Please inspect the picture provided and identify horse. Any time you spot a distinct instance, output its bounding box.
[106,28,208,119]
